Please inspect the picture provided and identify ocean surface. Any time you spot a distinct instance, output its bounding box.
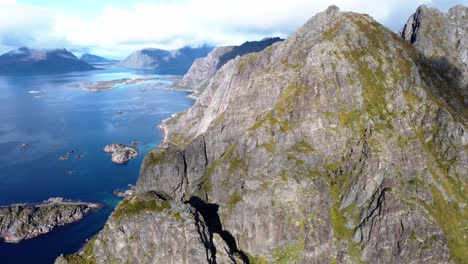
[0,68,194,263]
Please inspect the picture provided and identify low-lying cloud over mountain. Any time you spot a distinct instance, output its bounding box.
[0,0,465,58]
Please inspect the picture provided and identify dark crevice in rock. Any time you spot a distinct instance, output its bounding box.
[355,186,389,243]
[401,7,422,44]
[202,135,209,167]
[181,150,189,200]
[188,196,249,264]
[192,201,217,264]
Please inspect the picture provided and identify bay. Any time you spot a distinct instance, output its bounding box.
[0,68,193,263]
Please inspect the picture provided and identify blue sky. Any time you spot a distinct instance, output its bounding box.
[1,0,467,58]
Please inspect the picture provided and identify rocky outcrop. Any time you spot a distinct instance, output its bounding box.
[0,198,101,243]
[172,38,283,93]
[117,46,214,75]
[56,192,247,264]
[59,5,467,264]
[400,5,467,109]
[113,185,136,198]
[104,144,138,164]
[0,47,95,75]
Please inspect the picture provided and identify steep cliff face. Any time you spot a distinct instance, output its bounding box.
[172,38,283,93]
[59,5,467,264]
[172,46,235,92]
[400,5,467,109]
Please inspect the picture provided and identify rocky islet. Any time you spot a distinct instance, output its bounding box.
[104,143,139,164]
[0,198,102,243]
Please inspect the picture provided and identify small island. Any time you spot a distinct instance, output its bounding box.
[104,143,138,164]
[68,78,158,92]
[0,198,102,243]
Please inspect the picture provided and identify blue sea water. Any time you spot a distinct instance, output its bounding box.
[0,68,194,263]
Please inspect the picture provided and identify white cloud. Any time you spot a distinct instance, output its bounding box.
[0,0,464,58]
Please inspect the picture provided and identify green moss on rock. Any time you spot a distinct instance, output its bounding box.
[61,236,97,264]
[227,191,242,211]
[272,240,305,264]
[112,193,170,222]
[421,185,467,263]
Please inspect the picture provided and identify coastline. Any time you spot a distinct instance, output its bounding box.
[157,82,199,144]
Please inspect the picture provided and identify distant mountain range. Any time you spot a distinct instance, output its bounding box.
[80,53,116,64]
[0,47,95,75]
[117,46,214,75]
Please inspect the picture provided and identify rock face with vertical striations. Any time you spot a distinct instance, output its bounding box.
[58,5,467,264]
[400,5,467,108]
[0,198,102,243]
[172,37,283,93]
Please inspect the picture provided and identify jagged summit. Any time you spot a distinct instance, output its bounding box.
[58,5,467,264]
[400,4,467,110]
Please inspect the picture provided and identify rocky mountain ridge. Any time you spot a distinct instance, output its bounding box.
[172,37,283,93]
[58,5,467,264]
[400,4,467,110]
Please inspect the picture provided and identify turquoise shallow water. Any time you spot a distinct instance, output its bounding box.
[0,68,193,263]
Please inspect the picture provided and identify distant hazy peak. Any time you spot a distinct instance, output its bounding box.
[117,45,214,75]
[80,53,114,63]
[0,47,94,75]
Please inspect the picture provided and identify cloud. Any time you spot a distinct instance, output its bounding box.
[0,0,465,58]
[0,0,57,49]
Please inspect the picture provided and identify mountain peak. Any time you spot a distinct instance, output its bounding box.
[325,5,340,14]
[0,47,94,75]
[58,5,467,264]
[400,4,467,110]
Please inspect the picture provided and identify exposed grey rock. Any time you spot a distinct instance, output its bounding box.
[172,46,235,93]
[0,198,101,243]
[57,192,246,264]
[172,38,283,94]
[59,5,467,264]
[400,5,467,108]
[117,46,214,75]
[104,143,138,164]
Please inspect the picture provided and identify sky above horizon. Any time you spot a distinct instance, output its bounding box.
[0,0,466,59]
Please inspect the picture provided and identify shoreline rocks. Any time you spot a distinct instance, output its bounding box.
[113,185,136,198]
[0,198,102,243]
[104,143,138,164]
